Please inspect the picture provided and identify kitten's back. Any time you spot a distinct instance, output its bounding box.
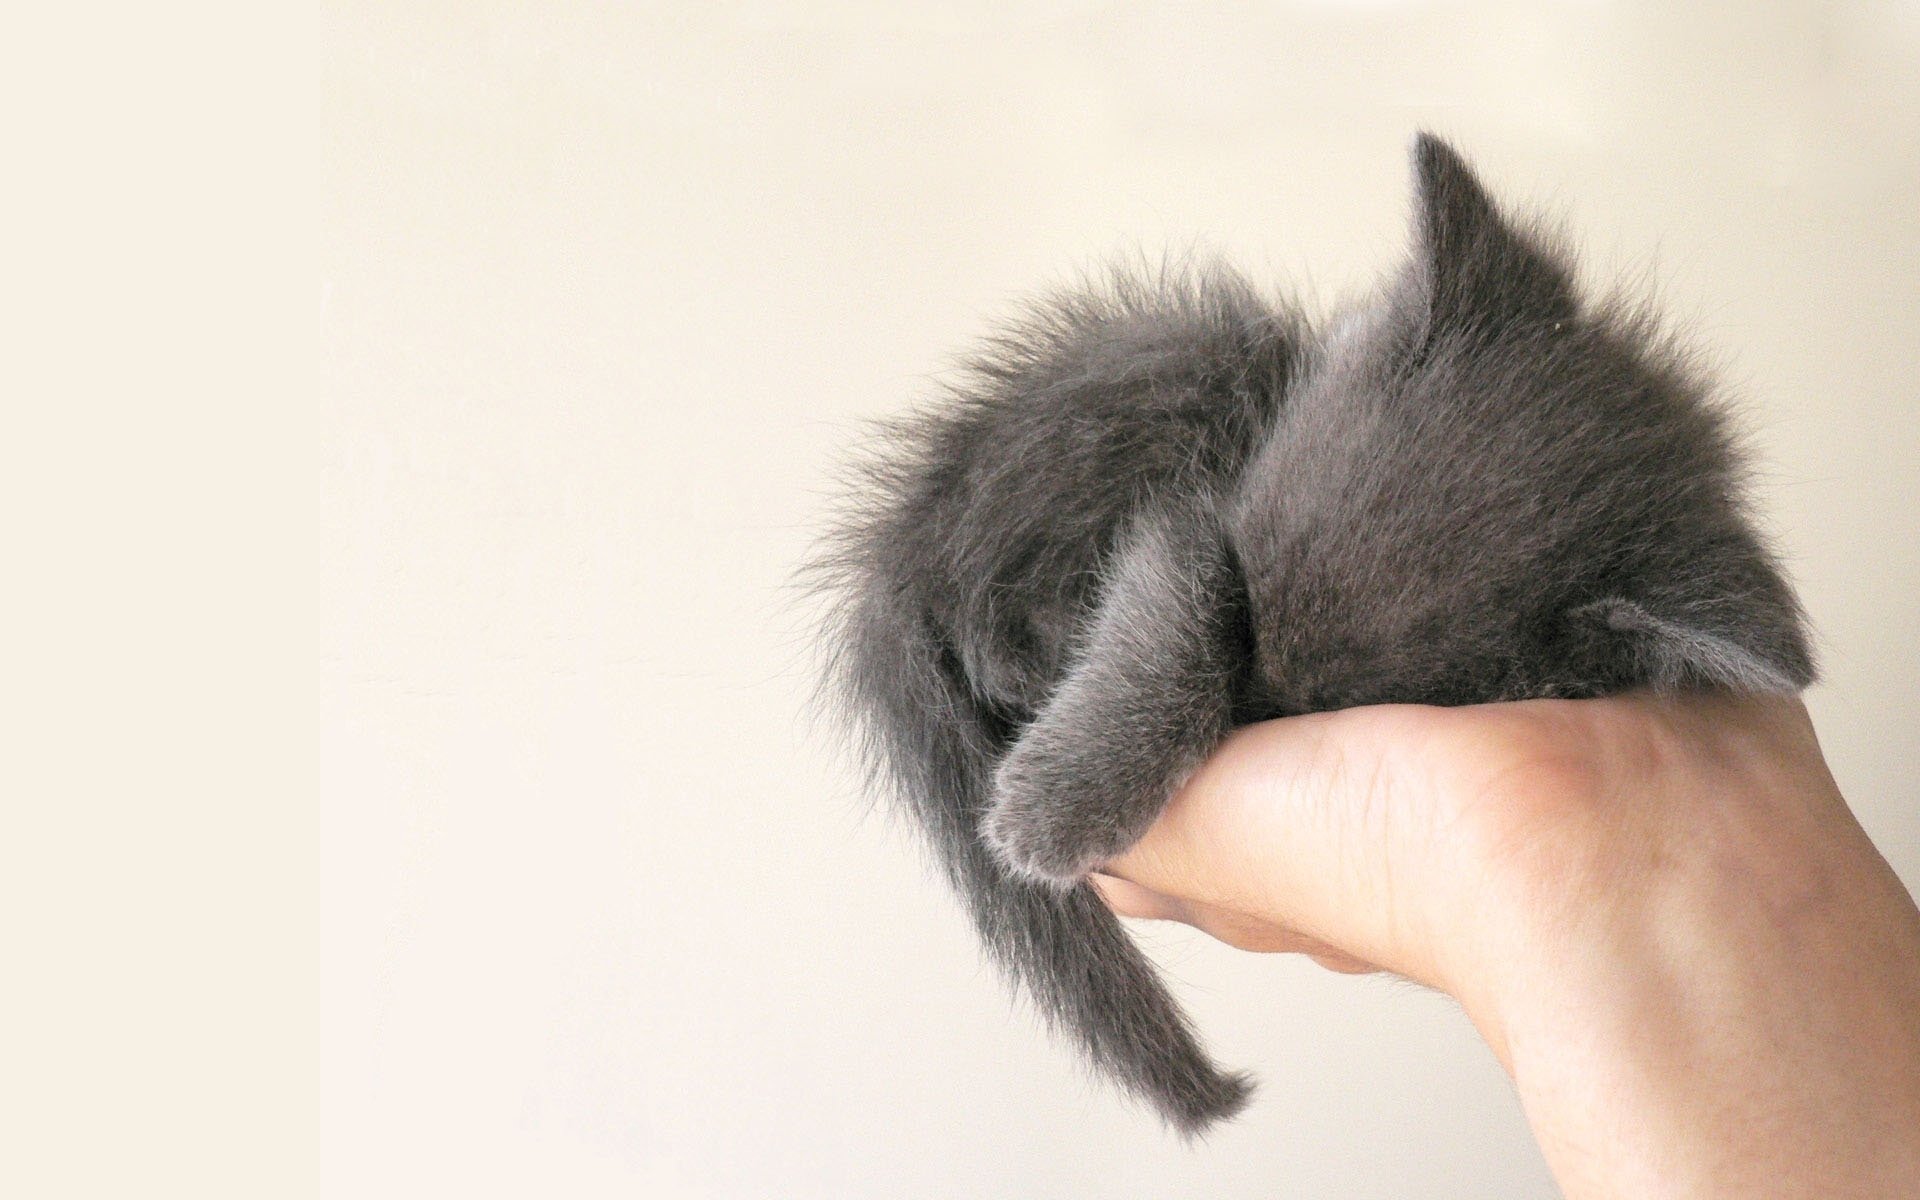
[886,261,1299,716]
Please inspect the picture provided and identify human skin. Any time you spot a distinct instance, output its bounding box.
[1091,693,1920,1197]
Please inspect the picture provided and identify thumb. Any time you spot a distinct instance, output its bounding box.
[1098,705,1466,991]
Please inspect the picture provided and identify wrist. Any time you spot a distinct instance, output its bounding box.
[1421,694,1920,1196]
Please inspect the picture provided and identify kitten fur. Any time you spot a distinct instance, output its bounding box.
[809,134,1813,1136]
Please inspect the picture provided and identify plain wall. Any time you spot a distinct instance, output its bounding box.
[323,4,1920,1195]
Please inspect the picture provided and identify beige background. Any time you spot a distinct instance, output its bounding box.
[324,4,1919,1196]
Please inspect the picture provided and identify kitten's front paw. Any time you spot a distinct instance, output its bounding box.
[982,743,1143,888]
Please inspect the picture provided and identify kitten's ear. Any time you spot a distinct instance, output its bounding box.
[1570,597,1811,693]
[1409,132,1576,335]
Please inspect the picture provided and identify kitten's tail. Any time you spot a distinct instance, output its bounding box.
[820,589,1253,1136]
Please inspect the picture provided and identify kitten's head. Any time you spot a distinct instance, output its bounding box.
[1233,133,1813,713]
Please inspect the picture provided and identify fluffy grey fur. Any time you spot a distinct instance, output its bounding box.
[809,134,1813,1136]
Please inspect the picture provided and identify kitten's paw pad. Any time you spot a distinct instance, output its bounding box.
[982,750,1139,887]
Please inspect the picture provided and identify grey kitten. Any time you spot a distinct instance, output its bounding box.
[811,134,1812,1136]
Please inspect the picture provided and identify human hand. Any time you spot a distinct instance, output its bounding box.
[1094,693,1920,1197]
[1094,695,1662,992]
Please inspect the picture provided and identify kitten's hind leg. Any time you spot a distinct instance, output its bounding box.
[984,500,1248,886]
